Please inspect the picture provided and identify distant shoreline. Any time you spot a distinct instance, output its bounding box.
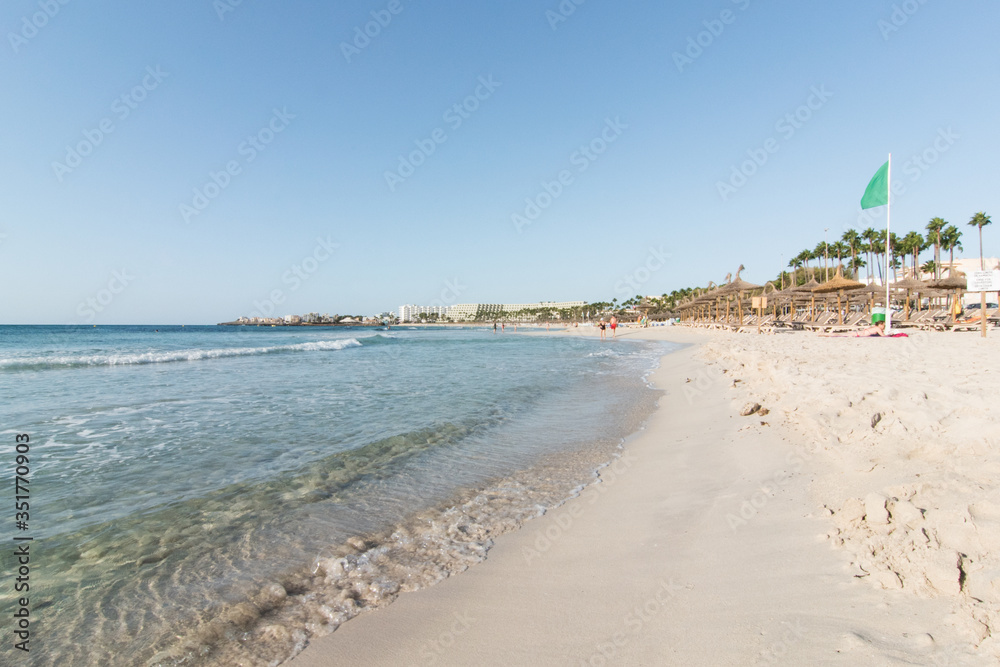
[216,322,546,328]
[216,321,381,327]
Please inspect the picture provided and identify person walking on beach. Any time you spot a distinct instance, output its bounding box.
[599,319,607,340]
[493,322,497,334]
[609,315,618,338]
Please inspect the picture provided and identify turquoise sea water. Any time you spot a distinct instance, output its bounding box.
[0,325,675,666]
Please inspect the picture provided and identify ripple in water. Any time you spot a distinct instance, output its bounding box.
[0,326,673,666]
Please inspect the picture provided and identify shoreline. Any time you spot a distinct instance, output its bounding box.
[289,326,1000,665]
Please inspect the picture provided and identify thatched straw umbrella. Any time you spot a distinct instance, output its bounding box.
[791,277,821,320]
[764,280,800,318]
[686,282,720,323]
[635,298,655,323]
[928,270,967,321]
[715,265,761,323]
[812,269,865,324]
[889,276,932,321]
[762,282,780,317]
[860,282,887,312]
[690,281,722,323]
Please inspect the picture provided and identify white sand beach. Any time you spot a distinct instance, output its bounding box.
[290,325,1000,666]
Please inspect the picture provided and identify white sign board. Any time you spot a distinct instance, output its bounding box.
[967,271,1000,292]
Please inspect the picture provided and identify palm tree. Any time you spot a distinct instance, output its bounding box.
[871,234,886,284]
[925,217,946,278]
[902,231,924,277]
[968,212,992,270]
[842,229,861,277]
[861,227,880,284]
[849,255,866,280]
[831,241,847,272]
[796,249,812,281]
[941,225,963,275]
[787,257,802,286]
[809,249,822,280]
[814,242,829,281]
[895,234,912,280]
[888,232,902,283]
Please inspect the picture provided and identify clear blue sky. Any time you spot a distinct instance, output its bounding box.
[2,0,998,324]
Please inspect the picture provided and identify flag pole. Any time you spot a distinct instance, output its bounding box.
[885,153,892,334]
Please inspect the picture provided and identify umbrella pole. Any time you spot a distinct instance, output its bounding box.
[837,292,843,324]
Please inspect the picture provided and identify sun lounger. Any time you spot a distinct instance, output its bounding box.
[816,311,868,333]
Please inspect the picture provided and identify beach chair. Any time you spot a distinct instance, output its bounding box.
[772,312,795,329]
[894,309,934,329]
[800,312,837,331]
[818,311,867,334]
[917,309,952,331]
[949,309,997,332]
[734,314,775,334]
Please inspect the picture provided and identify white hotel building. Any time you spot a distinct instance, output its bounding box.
[397,305,450,322]
[398,301,586,322]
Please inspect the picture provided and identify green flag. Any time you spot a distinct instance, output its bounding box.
[861,160,889,209]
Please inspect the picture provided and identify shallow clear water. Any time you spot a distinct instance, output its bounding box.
[0,325,676,666]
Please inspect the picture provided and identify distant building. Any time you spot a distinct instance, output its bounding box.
[399,301,586,322]
[397,304,449,322]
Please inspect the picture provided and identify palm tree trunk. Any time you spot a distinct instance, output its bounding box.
[980,227,985,270]
[934,236,941,279]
